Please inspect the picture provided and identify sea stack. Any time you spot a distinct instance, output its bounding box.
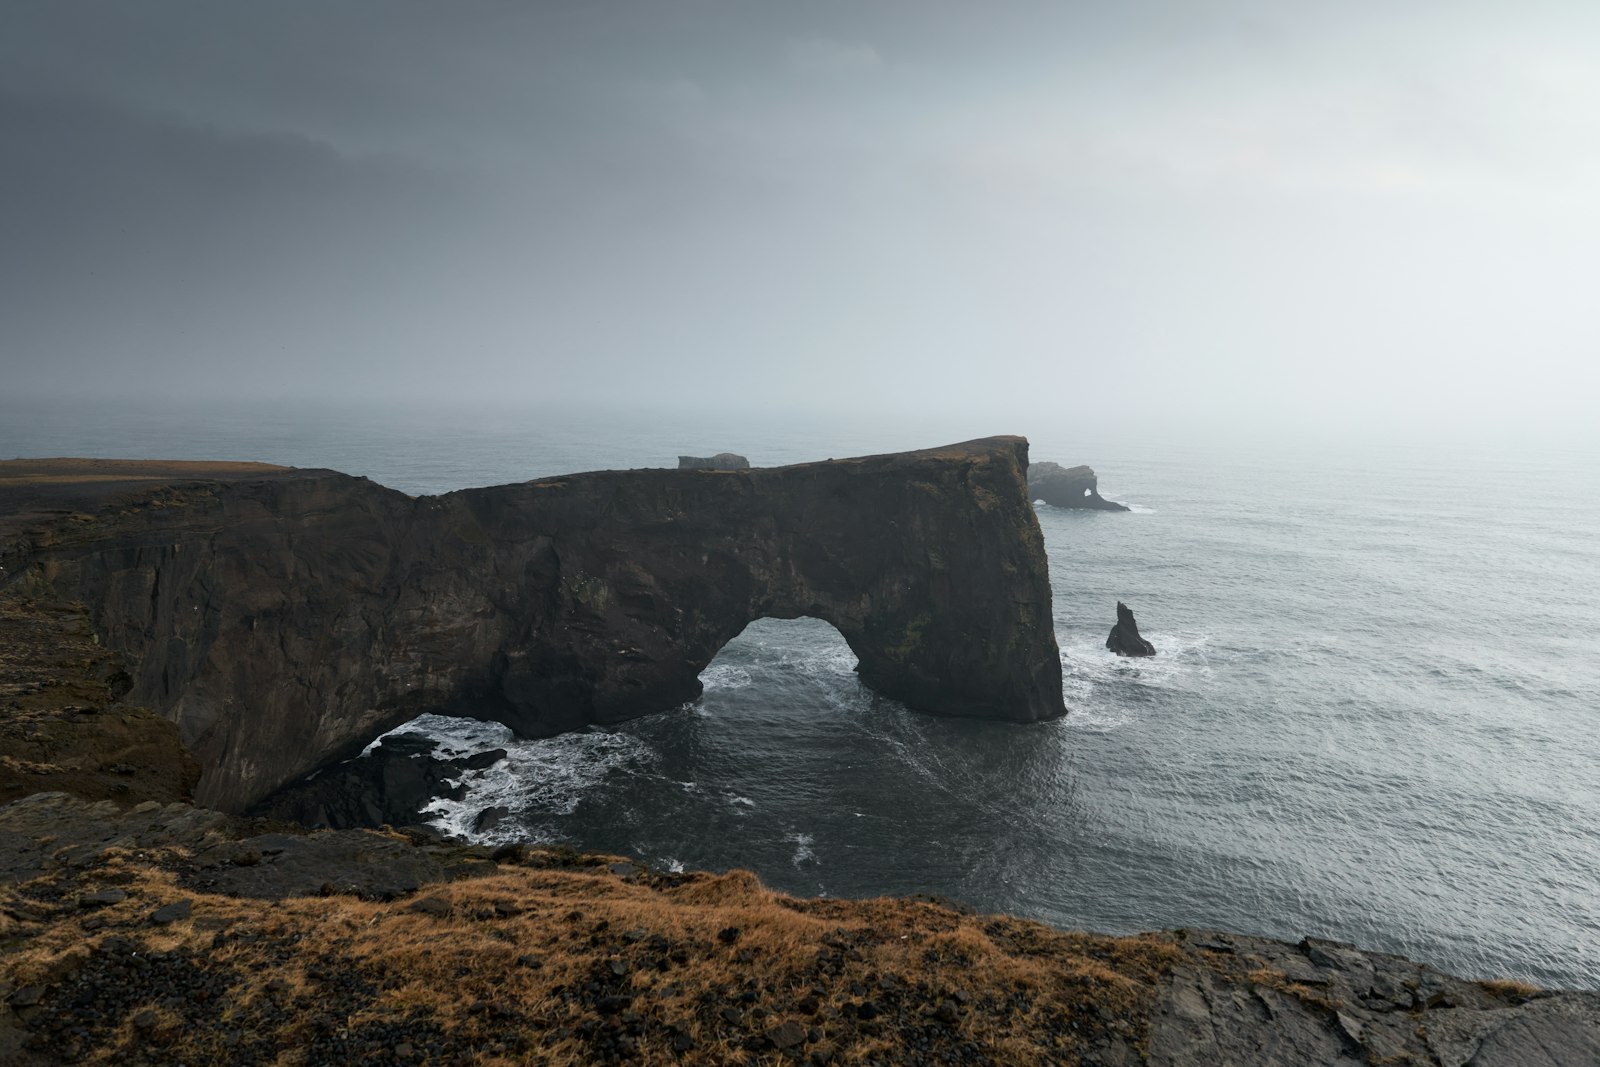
[678,452,750,470]
[1106,601,1156,657]
[1027,462,1129,511]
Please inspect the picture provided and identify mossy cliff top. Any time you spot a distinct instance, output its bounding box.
[3,792,1591,1067]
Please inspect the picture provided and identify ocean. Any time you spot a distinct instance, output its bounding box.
[4,398,1597,989]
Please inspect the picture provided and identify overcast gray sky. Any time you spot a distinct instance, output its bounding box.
[4,1,1598,440]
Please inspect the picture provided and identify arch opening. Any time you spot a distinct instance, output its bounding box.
[697,616,862,709]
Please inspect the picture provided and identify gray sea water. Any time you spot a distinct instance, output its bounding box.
[5,399,1598,989]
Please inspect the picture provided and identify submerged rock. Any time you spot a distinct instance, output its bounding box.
[677,452,750,470]
[1106,601,1156,657]
[1027,462,1129,511]
[472,805,511,833]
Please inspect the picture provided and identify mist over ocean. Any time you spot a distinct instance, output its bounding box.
[5,399,1597,990]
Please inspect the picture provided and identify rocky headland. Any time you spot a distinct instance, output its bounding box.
[3,447,1597,1065]
[1027,464,1129,512]
[0,439,1062,812]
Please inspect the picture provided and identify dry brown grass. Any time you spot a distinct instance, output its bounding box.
[0,598,198,806]
[1478,977,1541,1001]
[1,845,1185,1066]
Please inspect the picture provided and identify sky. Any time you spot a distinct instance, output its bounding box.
[4,1,1599,441]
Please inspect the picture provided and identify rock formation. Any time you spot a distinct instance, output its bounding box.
[1106,601,1157,657]
[251,732,507,830]
[677,453,750,470]
[0,438,1063,812]
[1028,462,1129,511]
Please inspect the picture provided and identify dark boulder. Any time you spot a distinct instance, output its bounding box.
[472,805,511,833]
[1027,462,1129,511]
[460,748,508,771]
[1106,602,1156,657]
[251,733,488,830]
[677,453,750,470]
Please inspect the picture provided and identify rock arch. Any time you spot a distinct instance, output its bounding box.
[7,438,1064,811]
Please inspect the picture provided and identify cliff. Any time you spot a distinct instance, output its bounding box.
[0,439,1063,812]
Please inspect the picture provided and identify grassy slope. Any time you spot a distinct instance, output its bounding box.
[2,841,1179,1066]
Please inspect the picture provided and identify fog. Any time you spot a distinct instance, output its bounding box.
[4,1,1599,444]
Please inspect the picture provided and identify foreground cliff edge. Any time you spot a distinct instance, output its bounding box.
[1,793,1595,1067]
[0,439,1064,812]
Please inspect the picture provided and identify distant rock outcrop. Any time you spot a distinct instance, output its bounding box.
[678,453,750,470]
[1106,601,1156,657]
[1027,462,1129,511]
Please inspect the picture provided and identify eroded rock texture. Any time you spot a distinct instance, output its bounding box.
[1028,462,1130,511]
[0,438,1063,812]
[1148,929,1600,1067]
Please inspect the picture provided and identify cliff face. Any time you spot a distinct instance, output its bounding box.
[1,438,1063,812]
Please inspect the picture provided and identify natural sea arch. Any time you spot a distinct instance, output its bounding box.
[694,616,864,712]
[15,437,1065,811]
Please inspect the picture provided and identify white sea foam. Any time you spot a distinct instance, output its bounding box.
[699,663,754,692]
[406,716,653,843]
[1061,707,1136,733]
[785,831,818,867]
[1060,631,1216,686]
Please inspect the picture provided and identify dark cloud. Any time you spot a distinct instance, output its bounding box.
[2,2,1597,437]
[1,89,470,392]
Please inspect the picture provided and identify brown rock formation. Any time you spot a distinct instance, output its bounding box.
[0,438,1063,812]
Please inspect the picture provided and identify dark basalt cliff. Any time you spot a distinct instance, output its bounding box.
[1028,462,1130,511]
[0,438,1063,812]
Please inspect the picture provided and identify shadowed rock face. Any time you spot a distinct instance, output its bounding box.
[1028,462,1129,511]
[1,438,1063,812]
